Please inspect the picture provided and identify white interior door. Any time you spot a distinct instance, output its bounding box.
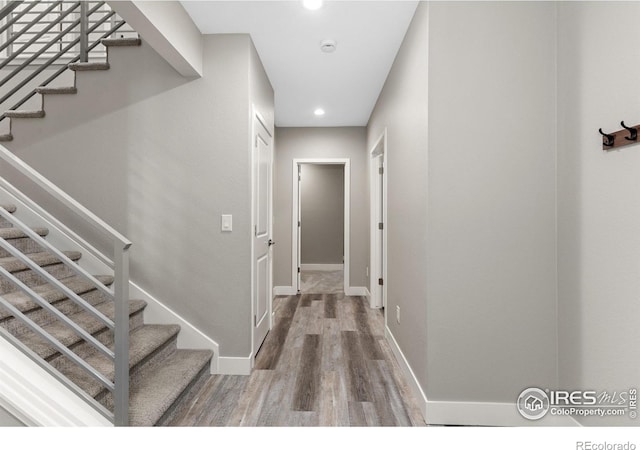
[373,154,385,308]
[378,154,386,309]
[253,114,272,355]
[296,164,302,292]
[370,132,386,309]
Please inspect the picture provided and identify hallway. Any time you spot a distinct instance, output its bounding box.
[169,272,425,426]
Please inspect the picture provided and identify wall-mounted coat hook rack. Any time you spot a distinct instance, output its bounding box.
[599,121,640,151]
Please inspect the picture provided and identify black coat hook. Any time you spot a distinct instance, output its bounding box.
[620,121,637,141]
[599,128,615,147]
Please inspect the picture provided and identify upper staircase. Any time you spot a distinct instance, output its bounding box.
[0,0,214,426]
[0,0,140,141]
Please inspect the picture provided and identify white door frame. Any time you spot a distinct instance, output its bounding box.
[292,158,350,294]
[369,129,387,309]
[251,106,273,363]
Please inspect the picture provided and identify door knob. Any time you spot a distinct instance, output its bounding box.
[268,239,275,247]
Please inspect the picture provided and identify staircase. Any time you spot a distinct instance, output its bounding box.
[0,1,140,141]
[1,36,141,142]
[0,1,214,426]
[0,202,213,426]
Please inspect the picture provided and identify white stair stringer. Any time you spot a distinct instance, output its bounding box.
[0,330,112,427]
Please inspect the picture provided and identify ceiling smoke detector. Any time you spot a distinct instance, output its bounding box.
[320,39,337,53]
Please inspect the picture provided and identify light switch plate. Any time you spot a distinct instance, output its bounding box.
[221,214,232,232]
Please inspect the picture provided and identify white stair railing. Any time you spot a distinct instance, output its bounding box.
[0,142,131,426]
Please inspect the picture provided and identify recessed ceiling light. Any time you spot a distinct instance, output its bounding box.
[303,0,323,11]
[314,108,325,117]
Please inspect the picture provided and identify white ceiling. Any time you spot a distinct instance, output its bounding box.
[180,1,418,127]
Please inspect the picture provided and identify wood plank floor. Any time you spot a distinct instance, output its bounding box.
[169,274,426,427]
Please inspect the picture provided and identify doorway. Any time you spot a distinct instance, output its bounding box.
[370,130,387,310]
[292,158,351,294]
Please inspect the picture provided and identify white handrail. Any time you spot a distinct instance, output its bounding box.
[0,144,131,250]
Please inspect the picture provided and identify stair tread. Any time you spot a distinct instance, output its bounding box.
[4,110,45,119]
[0,226,48,240]
[101,37,141,47]
[36,86,77,95]
[0,274,114,321]
[68,62,110,71]
[0,134,13,142]
[0,250,81,273]
[129,349,212,427]
[58,324,181,398]
[14,298,147,360]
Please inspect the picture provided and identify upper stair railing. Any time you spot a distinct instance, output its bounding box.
[0,0,136,123]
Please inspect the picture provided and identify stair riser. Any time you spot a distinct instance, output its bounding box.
[0,237,46,258]
[156,362,211,426]
[0,262,78,295]
[48,308,145,371]
[0,288,114,335]
[98,334,179,411]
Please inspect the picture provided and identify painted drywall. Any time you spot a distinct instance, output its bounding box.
[108,0,203,77]
[426,1,558,405]
[249,41,275,138]
[366,1,430,404]
[0,406,23,427]
[2,34,274,359]
[273,127,368,288]
[368,1,558,415]
[557,1,640,426]
[300,164,344,265]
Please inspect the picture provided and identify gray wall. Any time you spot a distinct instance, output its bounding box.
[426,1,558,404]
[249,41,275,137]
[366,2,430,396]
[0,406,23,427]
[368,0,558,410]
[2,34,274,358]
[557,1,640,426]
[273,127,368,288]
[300,164,344,265]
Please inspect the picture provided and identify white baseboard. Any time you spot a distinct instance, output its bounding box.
[217,354,253,375]
[385,326,580,427]
[345,286,370,297]
[385,326,428,419]
[130,282,219,374]
[300,264,343,271]
[273,286,297,296]
[425,400,581,427]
